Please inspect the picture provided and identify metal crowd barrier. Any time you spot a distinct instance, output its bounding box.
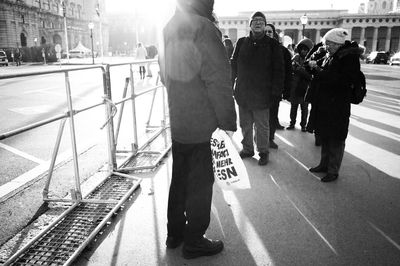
[1,59,170,265]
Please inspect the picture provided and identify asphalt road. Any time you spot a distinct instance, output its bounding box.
[72,63,400,265]
[1,61,400,265]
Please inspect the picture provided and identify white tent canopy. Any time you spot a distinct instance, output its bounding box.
[70,41,91,53]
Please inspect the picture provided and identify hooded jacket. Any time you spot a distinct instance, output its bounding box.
[159,9,237,144]
[231,33,284,110]
[311,41,363,140]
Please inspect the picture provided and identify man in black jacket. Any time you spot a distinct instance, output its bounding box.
[231,11,284,165]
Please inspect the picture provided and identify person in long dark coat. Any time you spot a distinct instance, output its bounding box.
[159,0,237,258]
[231,12,284,165]
[307,28,363,182]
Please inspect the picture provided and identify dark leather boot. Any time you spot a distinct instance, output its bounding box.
[309,165,328,173]
[321,173,338,182]
[182,237,224,259]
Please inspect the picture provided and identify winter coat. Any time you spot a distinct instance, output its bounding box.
[309,41,363,140]
[289,53,312,103]
[282,45,293,100]
[159,10,237,144]
[231,34,284,110]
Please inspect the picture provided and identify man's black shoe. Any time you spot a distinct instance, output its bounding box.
[309,165,328,173]
[182,237,224,259]
[321,173,338,182]
[276,124,284,130]
[239,150,254,158]
[258,153,269,166]
[286,124,295,130]
[269,140,278,149]
[301,127,307,132]
[166,236,183,249]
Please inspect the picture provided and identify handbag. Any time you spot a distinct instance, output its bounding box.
[210,129,251,190]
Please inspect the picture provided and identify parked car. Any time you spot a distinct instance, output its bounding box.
[389,52,400,66]
[365,51,389,64]
[0,50,8,66]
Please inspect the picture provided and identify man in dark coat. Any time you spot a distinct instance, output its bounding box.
[231,11,284,165]
[307,28,363,182]
[159,0,237,259]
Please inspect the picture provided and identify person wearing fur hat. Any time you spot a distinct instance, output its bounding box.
[307,28,363,182]
[286,38,314,131]
[159,0,237,258]
[231,11,284,165]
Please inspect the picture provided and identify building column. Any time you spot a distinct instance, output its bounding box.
[360,27,365,45]
[345,28,352,41]
[372,27,378,51]
[385,27,392,52]
[315,28,321,43]
[297,29,302,43]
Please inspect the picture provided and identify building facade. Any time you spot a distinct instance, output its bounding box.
[219,1,400,53]
[0,0,108,54]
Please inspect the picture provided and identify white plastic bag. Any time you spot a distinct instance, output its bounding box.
[210,128,251,190]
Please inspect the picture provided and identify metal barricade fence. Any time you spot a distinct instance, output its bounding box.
[0,59,171,265]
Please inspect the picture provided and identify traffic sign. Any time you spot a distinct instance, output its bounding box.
[55,44,62,53]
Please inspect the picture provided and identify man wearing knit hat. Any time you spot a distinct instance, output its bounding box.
[307,28,363,182]
[231,11,284,165]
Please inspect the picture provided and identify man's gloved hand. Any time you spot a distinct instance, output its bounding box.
[225,130,234,138]
[282,92,290,100]
[271,94,282,103]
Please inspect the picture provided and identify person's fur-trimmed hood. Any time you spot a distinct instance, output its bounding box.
[337,41,364,59]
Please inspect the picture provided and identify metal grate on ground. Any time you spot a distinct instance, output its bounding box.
[119,127,171,172]
[4,175,141,266]
[4,128,171,265]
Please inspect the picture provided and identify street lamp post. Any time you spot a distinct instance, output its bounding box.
[88,22,95,64]
[300,13,308,39]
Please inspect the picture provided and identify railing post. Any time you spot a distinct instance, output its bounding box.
[129,64,139,153]
[64,72,82,201]
[43,118,67,200]
[104,65,118,171]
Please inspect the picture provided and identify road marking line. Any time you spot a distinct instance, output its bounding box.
[346,135,400,179]
[350,118,400,142]
[0,143,97,202]
[364,100,400,113]
[368,221,400,251]
[286,195,338,255]
[275,134,295,147]
[284,151,320,181]
[0,142,45,164]
[270,175,338,256]
[9,105,54,115]
[352,104,400,129]
[221,190,274,265]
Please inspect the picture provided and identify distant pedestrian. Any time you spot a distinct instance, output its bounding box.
[307,28,363,182]
[135,42,147,79]
[15,49,22,66]
[223,38,234,59]
[146,45,158,77]
[231,11,284,165]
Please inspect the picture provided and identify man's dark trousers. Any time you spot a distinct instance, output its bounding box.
[269,97,280,140]
[167,140,214,244]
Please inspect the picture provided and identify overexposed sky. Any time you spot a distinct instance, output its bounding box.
[105,0,368,16]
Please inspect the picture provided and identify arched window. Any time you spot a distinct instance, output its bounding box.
[20,33,27,47]
[382,1,387,9]
[41,36,47,45]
